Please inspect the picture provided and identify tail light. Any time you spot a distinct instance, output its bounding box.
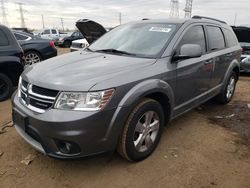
[241,48,244,54]
[50,41,55,48]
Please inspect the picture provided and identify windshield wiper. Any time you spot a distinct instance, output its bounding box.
[94,49,136,56]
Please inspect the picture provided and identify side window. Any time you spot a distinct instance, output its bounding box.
[179,25,206,54]
[223,29,239,47]
[206,26,225,51]
[43,29,50,34]
[52,29,57,34]
[0,29,9,46]
[14,33,28,40]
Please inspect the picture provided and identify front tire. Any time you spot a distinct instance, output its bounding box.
[214,71,237,104]
[0,73,13,101]
[117,98,164,161]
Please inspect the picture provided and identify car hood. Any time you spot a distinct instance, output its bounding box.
[75,19,106,44]
[22,51,156,91]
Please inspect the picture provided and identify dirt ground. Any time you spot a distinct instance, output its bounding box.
[0,48,250,188]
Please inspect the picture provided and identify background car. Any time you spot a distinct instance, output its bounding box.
[58,31,84,47]
[0,25,24,101]
[13,31,57,65]
[35,28,68,41]
[232,26,250,72]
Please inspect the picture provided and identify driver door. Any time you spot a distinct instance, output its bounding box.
[173,25,214,113]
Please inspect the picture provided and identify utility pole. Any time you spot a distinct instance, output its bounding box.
[41,14,45,28]
[16,2,26,28]
[234,13,237,26]
[119,12,121,25]
[0,0,8,26]
[184,0,193,18]
[170,0,179,18]
[60,18,64,31]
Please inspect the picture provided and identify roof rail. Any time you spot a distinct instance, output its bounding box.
[192,15,227,24]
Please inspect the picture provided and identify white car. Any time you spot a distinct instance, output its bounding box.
[35,29,68,41]
[70,38,89,52]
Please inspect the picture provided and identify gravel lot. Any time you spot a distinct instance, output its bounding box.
[0,48,250,188]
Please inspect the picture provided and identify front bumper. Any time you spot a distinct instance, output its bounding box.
[12,92,128,159]
[70,47,80,52]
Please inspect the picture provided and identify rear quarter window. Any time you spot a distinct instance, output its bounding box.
[206,26,225,51]
[222,29,239,47]
[0,29,9,46]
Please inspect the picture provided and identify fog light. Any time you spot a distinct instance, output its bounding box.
[55,140,81,155]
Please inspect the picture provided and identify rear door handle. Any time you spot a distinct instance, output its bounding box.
[204,59,213,64]
[226,53,233,57]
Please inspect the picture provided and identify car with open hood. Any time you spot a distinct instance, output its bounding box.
[232,26,250,72]
[12,17,241,161]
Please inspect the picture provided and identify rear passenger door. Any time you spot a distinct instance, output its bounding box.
[174,24,213,108]
[205,25,228,87]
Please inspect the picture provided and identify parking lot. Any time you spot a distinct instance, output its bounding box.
[0,48,249,188]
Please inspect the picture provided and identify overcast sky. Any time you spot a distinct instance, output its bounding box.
[1,0,250,30]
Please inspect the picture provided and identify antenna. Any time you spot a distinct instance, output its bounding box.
[0,0,8,26]
[170,0,179,18]
[184,0,193,18]
[16,2,26,28]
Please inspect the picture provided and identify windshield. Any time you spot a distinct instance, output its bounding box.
[89,23,177,58]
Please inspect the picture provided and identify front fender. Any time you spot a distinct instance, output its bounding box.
[103,79,174,148]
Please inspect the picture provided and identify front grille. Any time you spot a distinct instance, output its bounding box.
[20,79,59,113]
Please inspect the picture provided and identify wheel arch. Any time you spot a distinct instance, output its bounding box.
[104,79,175,149]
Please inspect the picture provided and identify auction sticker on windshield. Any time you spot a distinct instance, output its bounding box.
[149,27,172,33]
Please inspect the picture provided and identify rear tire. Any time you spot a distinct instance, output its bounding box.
[214,71,237,104]
[0,73,13,102]
[25,51,42,65]
[117,98,164,162]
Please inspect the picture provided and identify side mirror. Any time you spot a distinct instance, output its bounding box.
[173,44,202,61]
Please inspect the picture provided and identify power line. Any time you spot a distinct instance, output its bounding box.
[184,0,193,18]
[170,0,179,18]
[0,0,8,26]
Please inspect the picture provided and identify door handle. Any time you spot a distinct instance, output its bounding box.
[204,59,213,64]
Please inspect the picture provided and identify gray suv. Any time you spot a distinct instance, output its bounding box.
[12,16,241,161]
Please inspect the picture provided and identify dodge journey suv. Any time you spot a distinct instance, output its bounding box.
[12,16,241,161]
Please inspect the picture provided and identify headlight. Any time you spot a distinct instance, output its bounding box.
[54,89,114,111]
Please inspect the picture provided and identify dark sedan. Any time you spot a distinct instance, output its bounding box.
[13,31,57,65]
[57,31,84,47]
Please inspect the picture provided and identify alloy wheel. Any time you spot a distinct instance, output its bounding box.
[133,111,160,153]
[25,53,41,65]
[226,76,236,99]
